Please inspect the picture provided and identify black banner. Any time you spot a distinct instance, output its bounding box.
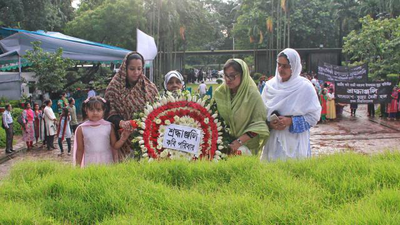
[318,62,368,82]
[335,81,393,104]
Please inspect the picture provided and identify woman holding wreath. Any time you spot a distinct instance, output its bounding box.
[214,59,270,155]
[105,52,159,160]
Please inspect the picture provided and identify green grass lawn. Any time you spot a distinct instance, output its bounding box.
[1,153,400,224]
[186,83,222,95]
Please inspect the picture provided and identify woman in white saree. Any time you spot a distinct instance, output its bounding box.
[261,48,321,161]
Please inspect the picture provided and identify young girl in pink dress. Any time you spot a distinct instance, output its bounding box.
[74,96,132,167]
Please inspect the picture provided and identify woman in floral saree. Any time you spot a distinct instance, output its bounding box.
[105,52,159,160]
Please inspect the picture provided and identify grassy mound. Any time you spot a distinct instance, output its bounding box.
[0,153,399,224]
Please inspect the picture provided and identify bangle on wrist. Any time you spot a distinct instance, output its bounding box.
[236,138,243,145]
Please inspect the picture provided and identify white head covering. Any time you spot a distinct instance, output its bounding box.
[260,48,321,161]
[163,70,184,91]
[262,48,321,123]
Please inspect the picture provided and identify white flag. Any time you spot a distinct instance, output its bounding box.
[136,29,158,61]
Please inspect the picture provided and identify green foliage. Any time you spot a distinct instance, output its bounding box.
[252,72,263,82]
[0,126,5,147]
[23,42,75,94]
[216,78,224,84]
[11,108,24,135]
[1,153,400,224]
[386,74,400,85]
[65,0,146,50]
[343,16,400,80]
[0,0,74,31]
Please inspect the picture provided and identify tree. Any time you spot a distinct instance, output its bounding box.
[0,0,74,31]
[23,42,75,94]
[343,16,400,80]
[65,0,146,50]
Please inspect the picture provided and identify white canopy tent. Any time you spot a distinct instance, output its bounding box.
[0,27,132,99]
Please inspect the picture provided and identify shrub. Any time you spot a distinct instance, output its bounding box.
[11,108,24,135]
[386,74,399,86]
[0,127,5,148]
[216,78,223,84]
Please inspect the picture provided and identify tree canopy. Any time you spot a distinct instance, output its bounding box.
[343,16,400,80]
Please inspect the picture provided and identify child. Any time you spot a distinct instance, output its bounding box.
[33,103,41,145]
[74,96,131,167]
[57,107,72,155]
[320,89,328,123]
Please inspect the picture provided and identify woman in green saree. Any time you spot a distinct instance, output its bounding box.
[214,59,270,155]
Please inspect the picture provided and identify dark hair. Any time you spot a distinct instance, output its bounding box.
[278,52,290,66]
[44,99,51,106]
[33,103,39,108]
[223,59,243,77]
[68,97,75,104]
[126,53,144,69]
[24,102,31,109]
[61,92,66,97]
[40,104,46,110]
[61,107,69,118]
[81,96,109,121]
[5,104,11,110]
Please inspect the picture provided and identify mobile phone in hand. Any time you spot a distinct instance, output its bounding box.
[270,113,279,122]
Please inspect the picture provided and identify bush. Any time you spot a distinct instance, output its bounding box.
[386,74,399,86]
[11,108,24,135]
[0,153,400,224]
[0,128,5,148]
[216,78,223,84]
[251,72,263,83]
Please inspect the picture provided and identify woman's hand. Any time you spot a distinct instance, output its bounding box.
[229,140,241,154]
[119,120,134,132]
[270,116,292,130]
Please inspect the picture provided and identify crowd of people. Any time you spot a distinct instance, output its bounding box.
[2,49,399,166]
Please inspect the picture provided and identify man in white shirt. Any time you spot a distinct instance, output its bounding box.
[43,99,57,150]
[198,81,207,97]
[2,104,14,153]
[87,87,96,98]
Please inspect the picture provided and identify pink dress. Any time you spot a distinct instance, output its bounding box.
[74,119,114,167]
[22,109,35,142]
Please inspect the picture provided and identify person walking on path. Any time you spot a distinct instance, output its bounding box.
[350,103,358,117]
[39,104,47,147]
[326,88,336,120]
[33,103,42,145]
[320,89,328,123]
[22,103,36,150]
[2,104,14,153]
[367,103,375,117]
[57,93,68,116]
[87,86,96,98]
[67,98,79,134]
[387,86,398,120]
[57,108,72,156]
[198,81,208,97]
[44,99,57,150]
